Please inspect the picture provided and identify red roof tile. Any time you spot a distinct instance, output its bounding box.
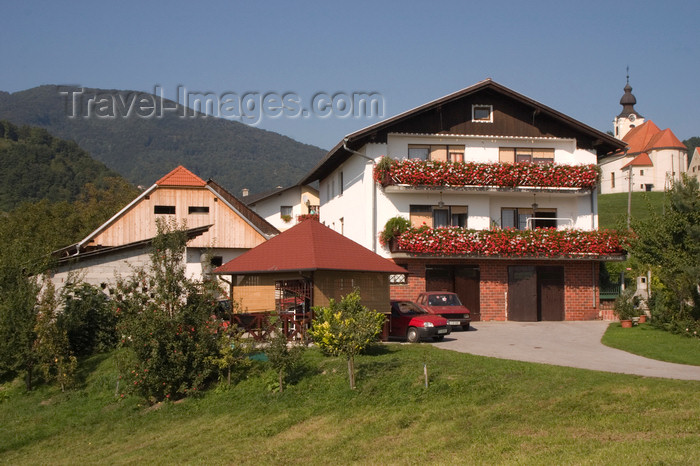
[622,121,686,154]
[622,152,653,169]
[214,220,407,274]
[156,166,207,187]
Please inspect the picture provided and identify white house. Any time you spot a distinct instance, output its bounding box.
[689,148,700,184]
[243,185,319,231]
[301,79,627,322]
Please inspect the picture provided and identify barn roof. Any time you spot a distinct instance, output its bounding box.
[214,220,407,275]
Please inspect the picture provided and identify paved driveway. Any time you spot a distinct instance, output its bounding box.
[431,321,700,381]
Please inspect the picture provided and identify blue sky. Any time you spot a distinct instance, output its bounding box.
[1,0,698,150]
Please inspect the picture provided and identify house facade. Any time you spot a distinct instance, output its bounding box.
[600,80,688,194]
[243,185,319,231]
[301,79,627,322]
[51,166,278,290]
[688,148,700,184]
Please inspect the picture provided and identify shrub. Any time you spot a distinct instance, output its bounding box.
[614,288,637,321]
[380,216,411,246]
[265,321,305,393]
[60,282,117,356]
[309,291,384,389]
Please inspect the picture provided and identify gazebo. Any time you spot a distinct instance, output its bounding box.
[213,219,407,339]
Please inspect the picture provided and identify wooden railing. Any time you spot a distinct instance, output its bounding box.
[231,311,314,342]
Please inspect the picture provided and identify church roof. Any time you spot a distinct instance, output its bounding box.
[622,121,685,155]
[622,152,653,169]
[156,165,207,187]
[214,219,407,275]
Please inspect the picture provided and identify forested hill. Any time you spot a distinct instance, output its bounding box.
[0,86,327,194]
[0,120,129,211]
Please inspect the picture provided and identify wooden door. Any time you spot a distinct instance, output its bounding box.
[538,266,565,321]
[425,267,453,292]
[455,266,480,321]
[508,266,537,321]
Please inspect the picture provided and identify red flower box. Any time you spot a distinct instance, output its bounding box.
[373,158,600,189]
[394,227,627,258]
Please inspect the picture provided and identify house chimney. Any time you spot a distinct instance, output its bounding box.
[242,188,249,197]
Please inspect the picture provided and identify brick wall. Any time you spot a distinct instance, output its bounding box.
[390,258,602,321]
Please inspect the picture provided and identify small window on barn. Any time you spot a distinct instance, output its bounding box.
[188,206,209,214]
[210,256,223,267]
[472,104,493,123]
[154,205,175,215]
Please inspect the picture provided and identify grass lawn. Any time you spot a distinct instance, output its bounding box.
[1,345,699,465]
[602,323,700,366]
[597,192,665,230]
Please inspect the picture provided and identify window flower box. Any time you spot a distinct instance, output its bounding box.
[373,157,600,189]
[393,226,627,258]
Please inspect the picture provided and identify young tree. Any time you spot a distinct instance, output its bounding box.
[114,218,223,402]
[309,291,385,389]
[631,175,700,326]
[266,322,305,393]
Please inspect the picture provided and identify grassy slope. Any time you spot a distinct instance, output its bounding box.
[597,192,665,230]
[602,323,700,366]
[2,346,699,465]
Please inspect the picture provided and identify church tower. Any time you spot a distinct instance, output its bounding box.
[613,71,644,139]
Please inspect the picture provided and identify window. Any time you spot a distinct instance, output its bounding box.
[390,263,408,285]
[188,206,209,214]
[410,205,467,228]
[639,169,644,176]
[154,205,175,215]
[210,256,223,267]
[280,206,292,217]
[472,104,493,123]
[611,172,615,189]
[339,172,344,195]
[501,208,557,230]
[408,144,465,162]
[499,147,554,164]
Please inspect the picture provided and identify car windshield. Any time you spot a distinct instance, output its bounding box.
[396,302,427,315]
[427,294,462,306]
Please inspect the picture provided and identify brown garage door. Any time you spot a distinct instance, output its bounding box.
[538,266,565,321]
[425,265,481,320]
[508,266,538,321]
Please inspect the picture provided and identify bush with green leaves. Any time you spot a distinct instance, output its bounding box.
[613,288,637,321]
[309,291,384,389]
[379,216,411,246]
[114,219,223,403]
[60,281,117,356]
[265,322,305,393]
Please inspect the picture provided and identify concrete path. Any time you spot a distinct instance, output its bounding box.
[431,321,700,381]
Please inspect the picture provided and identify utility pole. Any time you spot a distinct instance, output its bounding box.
[627,166,633,229]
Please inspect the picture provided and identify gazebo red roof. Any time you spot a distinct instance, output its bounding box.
[214,220,407,275]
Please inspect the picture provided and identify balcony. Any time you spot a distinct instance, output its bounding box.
[373,158,600,192]
[389,227,627,259]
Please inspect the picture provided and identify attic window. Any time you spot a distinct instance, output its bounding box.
[472,105,493,123]
[154,205,175,215]
[188,206,210,214]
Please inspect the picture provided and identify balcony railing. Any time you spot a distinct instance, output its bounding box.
[374,158,600,190]
[391,227,627,259]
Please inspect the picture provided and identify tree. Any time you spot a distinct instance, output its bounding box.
[631,175,700,331]
[683,137,700,161]
[309,291,385,389]
[114,218,223,402]
[265,321,305,393]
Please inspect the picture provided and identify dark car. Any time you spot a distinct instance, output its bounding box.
[415,292,471,330]
[390,300,451,343]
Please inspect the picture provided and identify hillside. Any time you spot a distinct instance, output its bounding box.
[0,86,327,194]
[597,192,665,230]
[0,120,130,211]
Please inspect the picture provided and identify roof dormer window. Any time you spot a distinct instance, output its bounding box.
[472,104,493,123]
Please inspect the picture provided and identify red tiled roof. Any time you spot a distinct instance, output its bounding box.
[622,121,686,154]
[622,121,661,154]
[156,165,207,187]
[214,220,407,274]
[622,152,653,169]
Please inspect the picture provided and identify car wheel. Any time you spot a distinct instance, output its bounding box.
[432,335,445,342]
[406,327,420,343]
[462,323,470,331]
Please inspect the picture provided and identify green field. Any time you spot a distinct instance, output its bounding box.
[597,192,665,230]
[2,344,699,465]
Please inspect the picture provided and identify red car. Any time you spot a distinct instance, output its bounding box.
[390,300,450,343]
[415,292,471,331]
